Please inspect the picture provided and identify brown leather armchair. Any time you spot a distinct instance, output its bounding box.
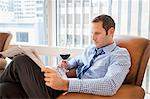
[0,35,149,99]
[0,32,12,72]
[58,35,150,99]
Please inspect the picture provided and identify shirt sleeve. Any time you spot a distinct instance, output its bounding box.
[67,56,83,69]
[68,48,131,96]
[67,47,89,69]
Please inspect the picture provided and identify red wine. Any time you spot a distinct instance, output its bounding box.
[60,54,70,60]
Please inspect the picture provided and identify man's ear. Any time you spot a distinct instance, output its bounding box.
[108,27,115,36]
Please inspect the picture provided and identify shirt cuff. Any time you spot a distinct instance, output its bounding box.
[68,78,81,92]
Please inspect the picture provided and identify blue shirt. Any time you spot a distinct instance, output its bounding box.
[67,42,131,96]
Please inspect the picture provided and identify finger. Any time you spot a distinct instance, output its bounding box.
[59,61,68,68]
[41,67,46,72]
[43,67,56,73]
[62,60,68,66]
[59,62,66,68]
[58,60,66,67]
[57,63,62,68]
[44,72,56,78]
[61,60,67,63]
[45,80,54,87]
[45,81,51,87]
[62,60,67,62]
[44,77,51,82]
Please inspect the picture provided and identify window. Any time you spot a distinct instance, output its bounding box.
[16,32,28,42]
[55,0,150,96]
[0,0,48,45]
[55,0,150,48]
[0,0,49,70]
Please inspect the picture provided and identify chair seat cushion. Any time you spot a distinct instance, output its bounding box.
[57,84,145,99]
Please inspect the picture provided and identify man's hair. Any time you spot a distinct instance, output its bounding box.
[92,14,115,34]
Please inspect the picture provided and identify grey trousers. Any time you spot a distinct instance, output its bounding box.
[0,55,64,99]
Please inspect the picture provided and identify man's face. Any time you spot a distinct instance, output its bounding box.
[91,21,111,48]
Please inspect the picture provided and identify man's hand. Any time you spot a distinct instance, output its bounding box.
[41,67,69,91]
[58,60,69,69]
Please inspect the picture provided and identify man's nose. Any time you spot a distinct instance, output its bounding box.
[92,34,96,41]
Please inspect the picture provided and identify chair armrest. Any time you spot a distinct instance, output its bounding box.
[66,68,77,78]
[0,58,7,69]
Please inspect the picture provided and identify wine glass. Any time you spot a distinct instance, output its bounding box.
[58,40,71,74]
[60,53,70,60]
[59,40,71,60]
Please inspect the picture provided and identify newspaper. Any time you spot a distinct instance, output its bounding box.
[0,46,67,78]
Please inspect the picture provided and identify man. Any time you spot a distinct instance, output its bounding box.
[0,14,131,98]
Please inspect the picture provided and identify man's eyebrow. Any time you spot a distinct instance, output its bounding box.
[94,32,101,34]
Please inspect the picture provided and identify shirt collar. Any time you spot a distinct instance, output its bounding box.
[94,42,117,54]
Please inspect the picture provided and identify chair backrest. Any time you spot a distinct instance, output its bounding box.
[114,35,150,86]
[0,32,12,57]
[66,35,150,86]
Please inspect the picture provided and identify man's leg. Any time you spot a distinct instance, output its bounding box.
[0,55,64,98]
[0,82,28,98]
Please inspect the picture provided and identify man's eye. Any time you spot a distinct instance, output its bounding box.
[95,32,101,35]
